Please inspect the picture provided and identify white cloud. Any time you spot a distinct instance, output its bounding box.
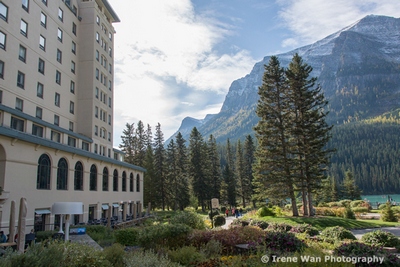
[108,0,255,145]
[277,0,400,48]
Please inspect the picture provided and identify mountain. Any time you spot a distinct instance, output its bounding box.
[168,15,400,143]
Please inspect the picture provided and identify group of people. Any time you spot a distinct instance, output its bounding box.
[0,229,35,243]
[225,207,243,218]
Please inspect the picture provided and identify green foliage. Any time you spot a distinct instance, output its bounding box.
[167,246,205,266]
[350,200,371,209]
[361,230,400,248]
[35,230,58,242]
[256,206,275,217]
[212,215,226,227]
[102,244,125,267]
[85,225,114,247]
[381,202,398,222]
[170,211,206,230]
[289,224,319,236]
[138,223,192,249]
[266,222,293,232]
[343,206,356,219]
[320,226,356,242]
[351,207,369,213]
[115,227,140,246]
[249,219,269,229]
[260,231,306,253]
[333,242,400,267]
[124,249,181,267]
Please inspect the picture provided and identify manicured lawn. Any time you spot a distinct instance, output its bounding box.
[249,215,399,230]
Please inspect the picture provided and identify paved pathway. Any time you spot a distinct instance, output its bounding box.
[222,216,236,229]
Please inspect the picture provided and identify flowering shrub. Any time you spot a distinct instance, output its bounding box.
[289,224,319,236]
[169,211,207,230]
[266,222,292,232]
[334,241,400,267]
[261,231,306,253]
[361,230,400,249]
[320,226,356,242]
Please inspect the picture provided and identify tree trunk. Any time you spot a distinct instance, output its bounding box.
[302,189,308,216]
[308,188,315,216]
[289,187,299,216]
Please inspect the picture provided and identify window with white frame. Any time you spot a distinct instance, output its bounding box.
[19,45,26,62]
[58,8,63,21]
[17,71,25,88]
[15,98,23,111]
[39,35,45,50]
[70,81,75,94]
[57,28,63,42]
[54,114,59,126]
[37,82,44,98]
[38,58,45,74]
[0,31,6,50]
[20,20,28,37]
[41,12,47,28]
[56,70,61,85]
[72,41,76,54]
[0,60,4,79]
[36,107,42,119]
[22,0,29,12]
[55,93,60,107]
[0,3,8,22]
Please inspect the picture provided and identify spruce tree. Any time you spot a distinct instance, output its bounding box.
[286,53,333,216]
[165,139,178,210]
[134,120,147,167]
[175,132,190,210]
[154,123,166,210]
[236,140,246,207]
[207,135,222,200]
[253,56,299,216]
[341,170,362,200]
[119,123,135,164]
[243,135,255,208]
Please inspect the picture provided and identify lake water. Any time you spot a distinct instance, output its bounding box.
[361,194,400,208]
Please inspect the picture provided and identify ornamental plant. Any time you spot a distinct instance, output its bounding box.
[320,226,356,242]
[266,222,292,232]
[261,231,306,253]
[289,224,319,236]
[169,211,207,230]
[361,230,400,249]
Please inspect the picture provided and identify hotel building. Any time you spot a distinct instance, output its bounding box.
[0,0,145,231]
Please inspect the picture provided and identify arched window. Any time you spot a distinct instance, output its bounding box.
[122,171,127,191]
[37,154,51,189]
[74,161,83,191]
[57,158,68,190]
[102,167,109,191]
[89,164,97,191]
[113,169,118,191]
[136,174,140,192]
[129,173,134,192]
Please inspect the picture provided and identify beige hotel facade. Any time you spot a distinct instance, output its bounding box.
[0,0,145,232]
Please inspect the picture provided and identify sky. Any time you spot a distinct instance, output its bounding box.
[108,0,400,147]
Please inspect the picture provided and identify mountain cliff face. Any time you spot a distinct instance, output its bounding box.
[170,15,400,143]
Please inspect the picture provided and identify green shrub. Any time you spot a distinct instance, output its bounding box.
[350,200,371,210]
[343,206,356,219]
[272,206,282,216]
[320,226,356,242]
[333,241,400,267]
[201,239,222,258]
[289,224,319,236]
[339,199,352,207]
[256,206,275,217]
[213,215,226,227]
[260,231,306,253]
[351,207,369,213]
[170,211,206,230]
[167,246,205,265]
[138,223,192,249]
[124,249,181,267]
[381,202,398,222]
[378,204,386,210]
[361,230,400,248]
[115,228,140,246]
[327,201,342,207]
[266,222,292,232]
[249,219,269,229]
[35,230,58,242]
[102,243,125,267]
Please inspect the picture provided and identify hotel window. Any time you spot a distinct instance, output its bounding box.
[11,116,24,131]
[95,106,98,118]
[15,98,23,111]
[38,58,45,74]
[40,12,47,28]
[42,0,47,6]
[56,49,62,63]
[37,83,44,98]
[71,61,75,73]
[113,170,118,191]
[108,32,112,41]
[136,174,140,192]
[108,97,112,108]
[94,144,98,154]
[108,114,111,125]
[19,45,26,62]
[74,162,83,191]
[67,136,76,147]
[109,47,112,57]
[20,20,28,37]
[37,154,51,190]
[130,173,134,192]
[57,28,63,42]
[122,171,127,192]
[56,158,68,190]
[82,142,89,151]
[94,125,98,136]
[70,81,75,94]
[102,167,109,191]
[72,41,76,54]
[69,101,74,114]
[0,31,6,50]
[58,8,63,22]
[56,70,61,85]
[72,22,76,35]
[0,60,4,79]
[95,87,99,98]
[36,107,42,119]
[108,132,111,141]
[22,0,29,12]
[96,32,99,43]
[0,3,8,22]
[51,130,60,142]
[96,50,99,61]
[17,71,25,89]
[109,63,112,74]
[55,93,60,107]
[89,165,97,191]
[69,121,73,131]
[54,114,59,126]
[95,68,99,80]
[39,35,45,51]
[96,15,100,25]
[32,124,43,137]
[108,80,112,91]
